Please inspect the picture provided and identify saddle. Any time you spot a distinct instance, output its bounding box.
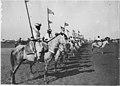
[25,45,34,55]
[39,42,49,62]
[41,42,49,52]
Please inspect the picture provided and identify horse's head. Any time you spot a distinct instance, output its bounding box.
[59,32,68,44]
[104,40,109,44]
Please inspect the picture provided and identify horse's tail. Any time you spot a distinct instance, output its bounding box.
[10,50,15,70]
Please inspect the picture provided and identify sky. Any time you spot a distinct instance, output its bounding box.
[1,0,120,40]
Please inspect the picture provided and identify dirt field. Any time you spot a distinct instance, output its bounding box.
[1,43,119,85]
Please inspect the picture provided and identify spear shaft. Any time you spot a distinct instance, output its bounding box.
[25,0,34,38]
[24,0,38,60]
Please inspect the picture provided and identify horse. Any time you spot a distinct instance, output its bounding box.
[68,39,77,57]
[14,40,28,47]
[91,38,109,54]
[10,32,67,84]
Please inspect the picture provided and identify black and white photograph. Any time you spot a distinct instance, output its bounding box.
[1,0,120,85]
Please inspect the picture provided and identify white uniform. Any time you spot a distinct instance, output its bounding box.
[32,27,43,59]
[44,33,50,41]
[96,37,102,47]
[97,37,101,41]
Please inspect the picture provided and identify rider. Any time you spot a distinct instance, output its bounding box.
[97,36,101,41]
[61,26,65,34]
[32,23,43,61]
[96,36,101,46]
[44,29,52,42]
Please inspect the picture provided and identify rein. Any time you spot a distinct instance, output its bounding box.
[46,34,61,43]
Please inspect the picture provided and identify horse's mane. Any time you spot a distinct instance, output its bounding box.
[47,32,68,43]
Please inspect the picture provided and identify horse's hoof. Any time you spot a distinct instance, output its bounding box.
[52,69,56,72]
[11,81,16,84]
[44,80,48,84]
[10,79,16,84]
[44,81,48,84]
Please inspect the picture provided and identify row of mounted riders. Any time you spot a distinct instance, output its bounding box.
[10,32,85,84]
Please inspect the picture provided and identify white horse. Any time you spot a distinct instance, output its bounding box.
[10,33,67,84]
[68,39,77,57]
[91,39,109,54]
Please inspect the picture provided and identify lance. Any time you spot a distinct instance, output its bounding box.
[64,22,66,32]
[24,0,34,38]
[66,29,70,38]
[24,0,38,59]
[47,8,50,30]
[47,8,52,38]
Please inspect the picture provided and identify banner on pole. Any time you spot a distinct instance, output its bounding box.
[25,0,29,2]
[64,22,69,26]
[60,26,65,31]
[47,8,54,15]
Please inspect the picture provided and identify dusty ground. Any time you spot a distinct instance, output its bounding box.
[1,43,119,85]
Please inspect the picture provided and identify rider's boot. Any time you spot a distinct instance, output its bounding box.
[37,52,44,63]
[37,52,42,63]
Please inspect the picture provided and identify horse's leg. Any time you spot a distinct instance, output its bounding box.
[10,65,15,84]
[65,53,68,63]
[58,52,64,68]
[60,52,65,67]
[29,62,35,78]
[100,42,105,54]
[92,43,97,52]
[54,50,62,72]
[54,60,58,72]
[101,47,104,54]
[61,52,67,68]
[11,69,15,84]
[71,48,75,56]
[10,50,15,84]
[11,59,25,84]
[73,48,75,56]
[44,52,53,84]
[44,60,48,84]
[29,62,35,74]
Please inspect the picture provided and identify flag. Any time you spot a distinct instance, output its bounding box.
[48,20,52,24]
[25,0,29,2]
[72,30,76,37]
[78,30,80,33]
[47,8,54,15]
[64,22,69,26]
[60,26,65,31]
[72,30,75,32]
[66,29,69,32]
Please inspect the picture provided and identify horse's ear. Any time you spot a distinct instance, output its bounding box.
[64,34,68,40]
[55,33,59,36]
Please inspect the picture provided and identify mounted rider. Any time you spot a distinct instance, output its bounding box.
[31,23,44,61]
[97,36,101,41]
[44,29,53,42]
[96,36,102,47]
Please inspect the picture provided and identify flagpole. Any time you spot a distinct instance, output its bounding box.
[47,8,50,30]
[47,8,51,38]
[24,0,34,38]
[64,22,66,30]
[67,30,69,37]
